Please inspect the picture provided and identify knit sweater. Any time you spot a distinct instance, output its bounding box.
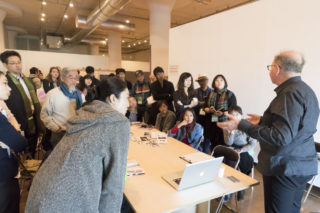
[25,100,130,213]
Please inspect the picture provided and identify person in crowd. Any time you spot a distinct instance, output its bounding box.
[43,66,60,93]
[149,75,156,84]
[40,68,82,148]
[217,50,319,213]
[126,96,139,122]
[85,66,100,87]
[169,108,203,151]
[32,77,46,106]
[155,100,176,133]
[78,74,96,103]
[194,74,212,124]
[223,105,256,201]
[116,68,132,91]
[173,72,198,119]
[149,66,175,125]
[204,74,237,152]
[29,67,40,79]
[131,70,151,122]
[26,77,130,213]
[1,50,45,158]
[0,70,27,213]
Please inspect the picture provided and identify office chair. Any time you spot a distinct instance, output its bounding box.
[212,145,240,213]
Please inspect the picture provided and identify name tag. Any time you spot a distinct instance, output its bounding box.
[137,97,143,105]
[199,108,205,116]
[211,114,218,122]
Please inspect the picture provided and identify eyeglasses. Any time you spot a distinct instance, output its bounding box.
[7,62,22,65]
[267,64,281,71]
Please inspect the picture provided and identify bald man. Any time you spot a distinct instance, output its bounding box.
[217,51,319,213]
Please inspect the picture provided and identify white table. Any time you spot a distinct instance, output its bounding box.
[124,125,259,213]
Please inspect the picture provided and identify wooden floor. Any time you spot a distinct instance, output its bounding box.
[20,167,320,213]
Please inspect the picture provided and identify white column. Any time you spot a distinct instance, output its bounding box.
[89,44,100,55]
[7,30,17,49]
[108,31,122,71]
[0,9,7,51]
[148,0,175,76]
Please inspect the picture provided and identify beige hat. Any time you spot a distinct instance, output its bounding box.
[196,74,209,82]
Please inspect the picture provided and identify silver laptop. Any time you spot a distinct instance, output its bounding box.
[162,157,224,191]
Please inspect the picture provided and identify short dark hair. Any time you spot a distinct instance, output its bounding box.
[0,50,21,64]
[115,68,126,75]
[212,74,228,90]
[30,67,39,74]
[274,54,305,73]
[85,66,95,74]
[228,105,242,115]
[97,76,127,101]
[153,66,164,76]
[157,100,168,110]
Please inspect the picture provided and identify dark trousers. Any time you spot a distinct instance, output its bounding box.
[26,134,38,157]
[263,175,313,213]
[0,179,20,213]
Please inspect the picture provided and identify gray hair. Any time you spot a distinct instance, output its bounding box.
[274,52,305,73]
[61,67,77,77]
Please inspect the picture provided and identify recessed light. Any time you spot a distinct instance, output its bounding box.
[69,2,74,7]
[125,20,130,23]
[64,14,68,19]
[144,40,147,43]
[42,1,47,5]
[128,45,131,48]
[41,13,46,17]
[133,43,136,46]
[40,17,45,21]
[138,41,141,45]
[105,38,108,41]
[122,40,125,43]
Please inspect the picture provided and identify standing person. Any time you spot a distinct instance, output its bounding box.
[131,70,151,122]
[217,50,319,213]
[0,50,45,157]
[26,77,130,213]
[204,74,236,151]
[40,68,82,148]
[43,67,60,93]
[29,67,40,79]
[169,108,203,151]
[155,100,176,133]
[116,68,132,91]
[85,66,100,87]
[0,71,27,213]
[194,74,212,125]
[173,72,198,119]
[149,66,175,125]
[78,74,96,103]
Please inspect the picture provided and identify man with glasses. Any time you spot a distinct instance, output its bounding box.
[41,68,82,148]
[217,50,319,213]
[0,50,44,158]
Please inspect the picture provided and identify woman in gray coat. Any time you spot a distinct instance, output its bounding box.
[26,77,130,213]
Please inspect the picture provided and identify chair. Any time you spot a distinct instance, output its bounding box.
[194,128,204,151]
[212,145,240,213]
[303,142,320,203]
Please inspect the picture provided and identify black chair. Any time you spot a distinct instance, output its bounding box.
[212,145,240,213]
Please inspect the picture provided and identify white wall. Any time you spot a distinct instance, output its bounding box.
[169,0,320,141]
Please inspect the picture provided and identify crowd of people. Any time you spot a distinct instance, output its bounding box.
[0,49,318,213]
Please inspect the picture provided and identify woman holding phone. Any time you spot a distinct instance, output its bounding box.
[204,74,237,152]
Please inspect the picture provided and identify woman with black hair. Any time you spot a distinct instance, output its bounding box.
[77,74,96,102]
[173,72,198,119]
[204,74,237,152]
[169,108,203,151]
[26,77,130,213]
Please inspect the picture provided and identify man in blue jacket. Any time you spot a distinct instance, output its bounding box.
[217,50,319,213]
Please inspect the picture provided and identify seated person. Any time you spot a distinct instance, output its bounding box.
[223,105,257,200]
[168,108,203,151]
[126,96,139,122]
[155,100,176,133]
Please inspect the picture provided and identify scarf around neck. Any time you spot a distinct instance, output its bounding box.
[60,82,82,110]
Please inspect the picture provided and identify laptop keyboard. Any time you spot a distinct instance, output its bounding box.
[173,178,181,185]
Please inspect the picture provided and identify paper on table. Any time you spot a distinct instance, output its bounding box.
[179,152,214,164]
[127,166,145,176]
[127,159,139,168]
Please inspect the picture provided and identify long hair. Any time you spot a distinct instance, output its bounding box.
[177,72,194,97]
[46,66,61,86]
[179,108,196,140]
[212,74,228,91]
[78,74,93,92]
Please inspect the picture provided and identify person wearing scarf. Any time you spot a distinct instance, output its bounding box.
[40,68,82,148]
[204,74,237,153]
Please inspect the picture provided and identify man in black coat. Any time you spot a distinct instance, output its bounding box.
[0,50,45,157]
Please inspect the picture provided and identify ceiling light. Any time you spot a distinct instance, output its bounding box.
[105,38,108,41]
[64,14,68,19]
[41,13,46,17]
[40,17,45,22]
[128,45,131,48]
[69,2,74,7]
[119,25,125,29]
[138,41,141,45]
[122,40,125,43]
[42,1,47,5]
[144,40,147,43]
[125,20,130,23]
[133,43,136,46]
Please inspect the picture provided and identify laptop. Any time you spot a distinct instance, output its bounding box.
[162,157,224,191]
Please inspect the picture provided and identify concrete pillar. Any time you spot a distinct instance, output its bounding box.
[107,31,121,71]
[0,9,7,51]
[148,0,175,75]
[89,44,100,55]
[7,30,18,49]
